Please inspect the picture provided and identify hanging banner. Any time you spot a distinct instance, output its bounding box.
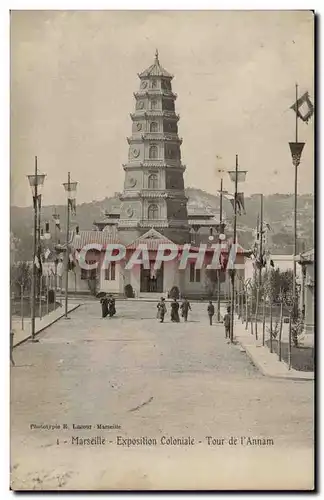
[290,91,314,123]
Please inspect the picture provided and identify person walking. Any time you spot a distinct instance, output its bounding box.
[180,297,191,322]
[157,297,167,323]
[223,306,231,339]
[100,294,109,318]
[108,295,116,317]
[207,300,215,326]
[170,298,180,323]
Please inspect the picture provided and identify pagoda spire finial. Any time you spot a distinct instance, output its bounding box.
[155,49,159,62]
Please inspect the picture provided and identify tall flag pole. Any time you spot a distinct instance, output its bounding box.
[217,176,224,322]
[289,83,306,307]
[295,83,298,143]
[293,83,298,305]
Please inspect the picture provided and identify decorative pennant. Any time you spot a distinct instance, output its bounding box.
[68,253,76,271]
[69,198,77,216]
[225,192,245,215]
[290,91,314,123]
[57,261,64,277]
[35,250,43,275]
[44,248,51,260]
[53,213,61,231]
[237,192,245,214]
[289,142,305,167]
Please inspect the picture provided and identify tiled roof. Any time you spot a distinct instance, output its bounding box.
[69,229,247,255]
[105,206,121,215]
[188,207,215,216]
[139,51,173,79]
[188,219,220,226]
[126,228,175,250]
[301,248,314,258]
[299,248,314,262]
[71,231,120,250]
[127,238,174,251]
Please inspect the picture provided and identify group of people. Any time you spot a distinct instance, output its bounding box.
[157,297,232,336]
[100,294,116,318]
[157,297,192,323]
[100,293,232,336]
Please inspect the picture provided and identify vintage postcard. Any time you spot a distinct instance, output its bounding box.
[10,10,315,491]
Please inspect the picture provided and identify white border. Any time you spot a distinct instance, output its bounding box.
[3,3,321,499]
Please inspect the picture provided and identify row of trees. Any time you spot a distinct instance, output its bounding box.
[240,267,304,352]
[10,261,32,298]
[203,265,304,353]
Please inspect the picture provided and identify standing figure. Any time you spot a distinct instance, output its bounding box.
[207,300,215,326]
[171,298,180,323]
[108,295,116,317]
[157,297,167,323]
[100,294,109,318]
[180,297,191,322]
[223,306,231,338]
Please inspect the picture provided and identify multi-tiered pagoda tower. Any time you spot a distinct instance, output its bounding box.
[117,50,189,245]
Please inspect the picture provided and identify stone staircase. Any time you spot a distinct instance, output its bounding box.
[138,292,165,301]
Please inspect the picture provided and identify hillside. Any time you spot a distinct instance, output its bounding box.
[10,189,314,261]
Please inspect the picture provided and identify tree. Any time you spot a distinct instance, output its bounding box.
[263,268,293,304]
[278,270,294,303]
[10,261,32,298]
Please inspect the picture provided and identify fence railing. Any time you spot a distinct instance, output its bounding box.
[235,292,311,371]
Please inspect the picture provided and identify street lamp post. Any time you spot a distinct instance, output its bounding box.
[217,178,227,322]
[289,84,305,309]
[214,165,227,322]
[52,210,61,306]
[227,155,247,343]
[27,156,46,341]
[63,173,78,319]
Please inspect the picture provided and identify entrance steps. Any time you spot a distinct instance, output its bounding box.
[138,292,165,300]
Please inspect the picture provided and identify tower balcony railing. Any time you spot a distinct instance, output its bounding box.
[130,111,180,121]
[138,189,187,199]
[126,134,182,145]
[139,220,169,228]
[117,219,190,229]
[140,134,183,144]
[133,90,177,99]
[138,220,189,229]
[122,161,186,171]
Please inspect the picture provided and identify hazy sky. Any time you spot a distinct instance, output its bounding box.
[10,10,314,207]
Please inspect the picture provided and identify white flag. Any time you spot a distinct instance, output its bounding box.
[44,248,51,260]
[57,262,64,277]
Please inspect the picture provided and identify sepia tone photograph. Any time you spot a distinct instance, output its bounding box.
[10,9,315,490]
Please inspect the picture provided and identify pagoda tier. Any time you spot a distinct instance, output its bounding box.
[127,135,183,145]
[130,112,180,121]
[120,190,188,200]
[122,163,186,171]
[133,90,178,99]
[118,51,189,245]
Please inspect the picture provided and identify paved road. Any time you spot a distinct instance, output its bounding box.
[11,301,314,490]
